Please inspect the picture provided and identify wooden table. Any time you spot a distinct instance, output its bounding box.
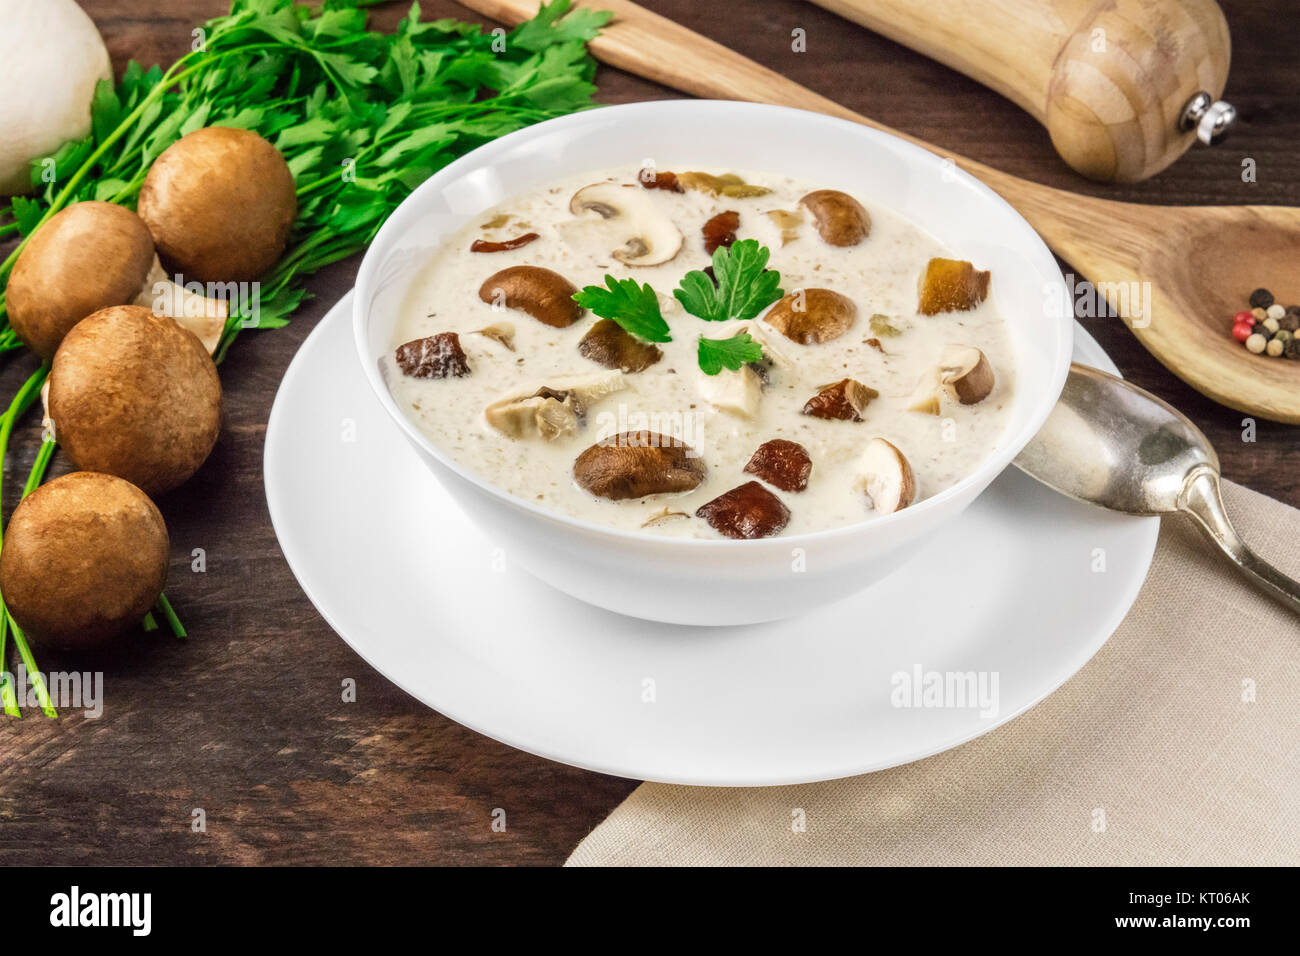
[1,0,1295,866]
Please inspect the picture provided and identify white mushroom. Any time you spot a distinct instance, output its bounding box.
[134,255,227,355]
[697,364,763,419]
[859,438,916,514]
[561,183,682,267]
[485,370,626,440]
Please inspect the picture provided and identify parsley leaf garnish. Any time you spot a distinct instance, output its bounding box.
[572,276,672,342]
[698,332,764,376]
[673,239,784,323]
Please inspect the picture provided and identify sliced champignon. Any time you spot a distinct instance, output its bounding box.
[938,344,995,404]
[478,265,584,328]
[800,190,871,247]
[906,372,942,416]
[0,471,168,651]
[860,438,916,515]
[698,363,763,419]
[133,254,227,355]
[802,378,878,421]
[472,322,515,351]
[677,171,771,198]
[696,481,791,539]
[578,319,663,372]
[470,232,540,253]
[573,431,706,500]
[485,370,625,441]
[762,288,857,345]
[701,210,740,254]
[137,126,296,283]
[48,304,222,497]
[395,332,471,379]
[917,257,990,314]
[565,183,682,267]
[744,439,812,492]
[6,202,152,359]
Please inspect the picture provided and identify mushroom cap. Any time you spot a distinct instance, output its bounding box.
[566,183,683,267]
[479,266,584,328]
[939,344,996,404]
[137,126,296,283]
[5,201,155,360]
[861,438,916,514]
[800,190,871,247]
[49,305,222,496]
[763,288,857,345]
[574,431,706,500]
[0,471,168,651]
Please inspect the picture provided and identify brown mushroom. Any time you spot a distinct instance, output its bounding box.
[697,481,791,539]
[701,210,740,254]
[6,201,155,359]
[860,438,916,514]
[744,439,812,492]
[578,319,663,372]
[763,288,856,345]
[478,266,583,328]
[48,304,222,497]
[799,190,871,247]
[137,126,296,283]
[0,471,168,651]
[395,332,471,379]
[574,431,706,500]
[939,345,995,404]
[470,232,539,253]
[802,378,878,421]
[917,257,990,315]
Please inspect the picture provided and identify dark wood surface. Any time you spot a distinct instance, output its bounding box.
[0,0,1295,866]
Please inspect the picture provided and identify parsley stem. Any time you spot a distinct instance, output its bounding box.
[155,593,186,639]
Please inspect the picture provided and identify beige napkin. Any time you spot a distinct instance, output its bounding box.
[567,480,1300,866]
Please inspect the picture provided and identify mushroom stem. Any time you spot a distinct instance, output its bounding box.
[133,255,227,355]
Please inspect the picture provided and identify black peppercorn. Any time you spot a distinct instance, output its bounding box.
[1286,337,1300,360]
[1249,288,1274,309]
[1280,313,1300,333]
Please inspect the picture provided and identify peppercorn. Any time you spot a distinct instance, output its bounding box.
[1286,338,1300,360]
[1251,307,1267,320]
[1267,338,1285,357]
[1245,332,1268,354]
[1232,320,1254,342]
[1267,303,1286,320]
[1281,314,1300,332]
[1249,288,1275,309]
[1233,310,1254,325]
[1264,316,1281,334]
[1275,329,1293,345]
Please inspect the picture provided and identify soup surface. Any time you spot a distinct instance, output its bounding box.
[388,166,1017,539]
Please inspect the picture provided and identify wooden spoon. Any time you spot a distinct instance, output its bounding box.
[461,0,1300,423]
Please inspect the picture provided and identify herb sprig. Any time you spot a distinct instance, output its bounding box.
[698,331,764,375]
[572,276,672,342]
[673,239,784,324]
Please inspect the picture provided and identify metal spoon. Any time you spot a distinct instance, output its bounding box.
[1014,363,1300,615]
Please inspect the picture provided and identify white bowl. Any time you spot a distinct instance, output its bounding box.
[354,101,1073,626]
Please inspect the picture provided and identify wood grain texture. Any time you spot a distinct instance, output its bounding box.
[812,0,1232,182]
[0,0,1296,867]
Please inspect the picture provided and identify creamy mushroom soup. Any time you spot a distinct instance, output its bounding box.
[387,166,1017,539]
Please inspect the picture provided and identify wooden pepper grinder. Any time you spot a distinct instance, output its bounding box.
[809,0,1236,182]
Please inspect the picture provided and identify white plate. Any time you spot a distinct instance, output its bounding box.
[265,293,1159,786]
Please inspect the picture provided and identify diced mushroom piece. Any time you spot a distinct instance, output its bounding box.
[739,323,790,383]
[578,319,663,372]
[762,288,856,345]
[485,371,625,440]
[696,481,791,539]
[917,257,990,314]
[744,439,812,492]
[701,210,740,254]
[765,209,802,246]
[573,431,706,500]
[395,332,471,379]
[799,190,871,247]
[860,438,916,514]
[802,378,877,421]
[677,171,771,198]
[472,322,515,351]
[470,232,540,253]
[565,183,683,266]
[939,344,995,404]
[638,169,682,192]
[698,364,763,418]
[478,266,583,328]
[906,373,942,416]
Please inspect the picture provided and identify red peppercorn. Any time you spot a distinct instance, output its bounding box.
[1232,321,1254,343]
[1233,310,1254,325]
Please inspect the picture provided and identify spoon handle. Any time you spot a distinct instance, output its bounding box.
[1178,467,1300,616]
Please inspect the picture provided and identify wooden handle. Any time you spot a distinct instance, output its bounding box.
[809,0,1231,182]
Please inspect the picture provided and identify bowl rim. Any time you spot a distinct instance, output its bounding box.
[353,99,1073,549]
